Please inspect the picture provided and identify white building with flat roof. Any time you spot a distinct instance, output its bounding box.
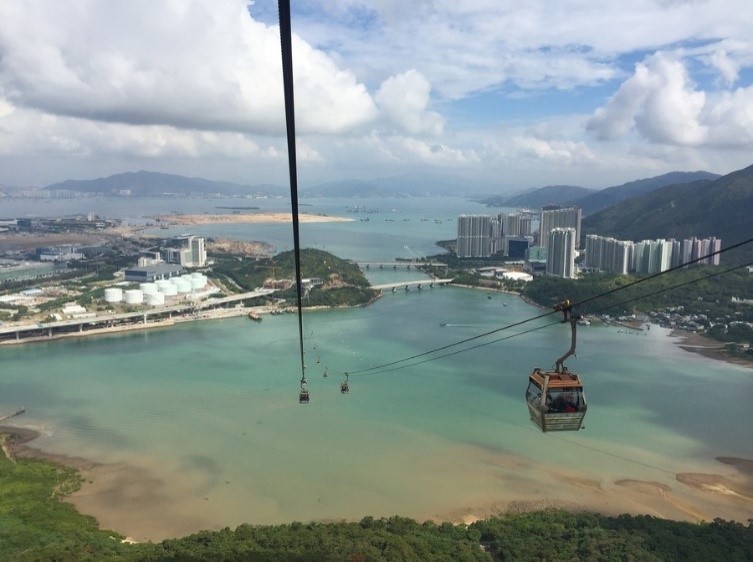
[546,228,576,278]
[540,207,581,251]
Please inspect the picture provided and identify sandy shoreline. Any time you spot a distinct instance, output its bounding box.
[2,423,752,542]
[669,328,753,369]
[153,212,354,225]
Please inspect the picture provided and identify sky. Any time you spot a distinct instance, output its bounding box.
[1,0,752,192]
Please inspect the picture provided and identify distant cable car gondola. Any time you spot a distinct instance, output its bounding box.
[299,376,310,404]
[526,300,587,432]
[340,373,349,394]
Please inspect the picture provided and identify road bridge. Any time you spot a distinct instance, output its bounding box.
[372,278,454,291]
[358,261,447,270]
[0,288,277,343]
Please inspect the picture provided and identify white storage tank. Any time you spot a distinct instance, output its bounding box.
[190,277,205,290]
[104,288,123,303]
[160,283,178,297]
[175,279,192,293]
[140,282,158,295]
[124,289,144,304]
[146,293,165,306]
[156,279,172,288]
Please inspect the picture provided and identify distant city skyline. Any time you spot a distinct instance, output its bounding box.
[1,1,752,189]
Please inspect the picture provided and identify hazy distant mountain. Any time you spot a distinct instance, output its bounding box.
[302,179,390,197]
[576,171,720,216]
[583,164,753,245]
[480,185,595,209]
[303,173,483,197]
[45,171,285,197]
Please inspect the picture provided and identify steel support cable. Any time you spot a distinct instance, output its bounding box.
[278,0,306,382]
[350,259,753,378]
[343,237,753,376]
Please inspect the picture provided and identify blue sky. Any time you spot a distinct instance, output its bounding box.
[0,0,752,191]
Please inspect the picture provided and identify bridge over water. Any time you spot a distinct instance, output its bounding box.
[358,261,447,270]
[372,278,454,291]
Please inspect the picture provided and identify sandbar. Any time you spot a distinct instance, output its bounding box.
[153,212,354,225]
[670,329,753,369]
[3,425,753,542]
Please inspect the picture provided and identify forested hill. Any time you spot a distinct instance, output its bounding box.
[479,171,717,211]
[481,185,594,208]
[582,163,753,245]
[577,170,719,215]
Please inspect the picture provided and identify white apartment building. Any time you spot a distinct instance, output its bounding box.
[540,207,582,251]
[546,228,576,278]
[457,215,493,258]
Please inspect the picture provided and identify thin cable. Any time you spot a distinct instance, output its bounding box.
[345,309,556,375]
[344,238,753,376]
[278,0,306,381]
[351,260,753,377]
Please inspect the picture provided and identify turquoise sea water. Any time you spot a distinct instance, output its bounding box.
[1,196,751,535]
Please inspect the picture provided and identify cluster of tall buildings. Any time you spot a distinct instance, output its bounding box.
[456,213,533,258]
[456,204,721,281]
[585,235,721,275]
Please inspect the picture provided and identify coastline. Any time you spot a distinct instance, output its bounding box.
[152,212,354,225]
[669,328,753,369]
[2,423,752,542]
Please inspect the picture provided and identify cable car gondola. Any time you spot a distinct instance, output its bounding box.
[526,300,587,432]
[299,377,310,404]
[340,373,349,394]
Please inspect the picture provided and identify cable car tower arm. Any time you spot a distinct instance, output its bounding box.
[553,300,580,373]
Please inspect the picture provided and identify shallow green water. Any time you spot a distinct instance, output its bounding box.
[1,195,751,529]
[1,287,751,527]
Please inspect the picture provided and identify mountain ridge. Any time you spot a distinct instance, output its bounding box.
[44,170,284,197]
[582,163,753,246]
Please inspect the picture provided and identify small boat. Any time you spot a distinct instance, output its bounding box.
[248,312,262,322]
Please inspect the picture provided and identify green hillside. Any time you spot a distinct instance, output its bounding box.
[577,171,719,215]
[583,164,753,246]
[481,185,594,208]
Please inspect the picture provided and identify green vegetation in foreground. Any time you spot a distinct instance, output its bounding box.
[2,437,752,561]
[211,248,379,307]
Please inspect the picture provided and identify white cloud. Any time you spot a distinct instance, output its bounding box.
[513,137,596,166]
[1,1,753,189]
[375,70,444,135]
[0,102,269,160]
[709,49,740,86]
[587,54,753,147]
[301,0,753,98]
[0,0,377,135]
